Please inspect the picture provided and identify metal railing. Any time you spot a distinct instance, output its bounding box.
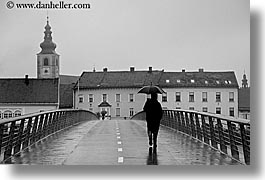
[131,109,250,165]
[0,109,98,163]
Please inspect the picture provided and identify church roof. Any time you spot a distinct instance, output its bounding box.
[74,69,238,89]
[0,78,59,104]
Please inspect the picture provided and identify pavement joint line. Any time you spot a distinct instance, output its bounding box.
[117,141,122,144]
[118,148,123,152]
[117,136,121,139]
[116,132,120,135]
[118,157,124,163]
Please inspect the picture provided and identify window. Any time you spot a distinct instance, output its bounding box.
[129,94,134,102]
[89,94,94,103]
[189,107,195,110]
[166,79,170,83]
[229,107,234,117]
[116,108,121,117]
[202,92,207,102]
[216,107,221,114]
[116,94,121,102]
[14,110,22,117]
[176,92,181,102]
[202,107,208,112]
[44,58,49,66]
[189,92,195,102]
[129,108,134,116]
[3,110,12,119]
[191,79,195,83]
[176,107,181,109]
[216,92,221,102]
[177,79,181,83]
[78,95,84,103]
[103,94,107,102]
[229,92,234,102]
[205,80,208,84]
[162,93,167,102]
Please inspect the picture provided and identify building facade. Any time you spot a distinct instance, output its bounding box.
[73,67,239,119]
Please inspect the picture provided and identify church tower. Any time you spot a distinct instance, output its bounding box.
[37,16,59,79]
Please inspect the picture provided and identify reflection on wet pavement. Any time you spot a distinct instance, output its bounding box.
[3,120,243,165]
[147,147,158,165]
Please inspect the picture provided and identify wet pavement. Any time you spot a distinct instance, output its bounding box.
[4,119,242,165]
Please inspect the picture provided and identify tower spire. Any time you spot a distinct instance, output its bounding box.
[242,71,248,88]
[39,16,57,54]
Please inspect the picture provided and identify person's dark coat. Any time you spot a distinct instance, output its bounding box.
[143,98,163,133]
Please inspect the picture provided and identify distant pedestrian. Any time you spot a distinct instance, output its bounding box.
[143,93,163,148]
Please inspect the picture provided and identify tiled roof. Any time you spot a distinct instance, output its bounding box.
[59,75,79,84]
[238,88,250,111]
[0,78,59,104]
[75,70,238,89]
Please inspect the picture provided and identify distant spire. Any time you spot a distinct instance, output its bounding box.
[242,71,248,88]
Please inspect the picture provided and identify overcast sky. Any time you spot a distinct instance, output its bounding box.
[0,0,250,84]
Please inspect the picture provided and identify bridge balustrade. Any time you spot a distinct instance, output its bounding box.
[131,109,250,165]
[0,109,98,163]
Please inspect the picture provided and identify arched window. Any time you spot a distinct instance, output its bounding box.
[14,110,22,117]
[3,110,12,119]
[44,58,49,66]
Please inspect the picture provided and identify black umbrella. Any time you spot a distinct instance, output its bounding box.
[138,85,165,94]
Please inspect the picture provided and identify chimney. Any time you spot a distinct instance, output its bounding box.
[199,68,204,73]
[103,68,108,72]
[182,69,185,72]
[130,67,135,72]
[25,75,29,85]
[148,66,152,72]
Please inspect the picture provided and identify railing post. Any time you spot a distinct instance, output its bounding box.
[184,112,191,135]
[0,124,4,155]
[22,117,32,149]
[189,112,196,138]
[180,112,186,134]
[240,124,250,165]
[201,115,210,145]
[47,112,54,134]
[41,113,49,138]
[217,118,227,154]
[30,116,39,145]
[209,117,218,149]
[227,121,239,161]
[14,119,25,154]
[195,114,202,141]
[36,114,44,141]
[4,121,16,160]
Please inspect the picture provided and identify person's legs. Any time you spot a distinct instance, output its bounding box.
[153,131,158,148]
[148,130,153,146]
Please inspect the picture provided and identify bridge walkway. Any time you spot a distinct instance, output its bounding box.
[5,119,242,165]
